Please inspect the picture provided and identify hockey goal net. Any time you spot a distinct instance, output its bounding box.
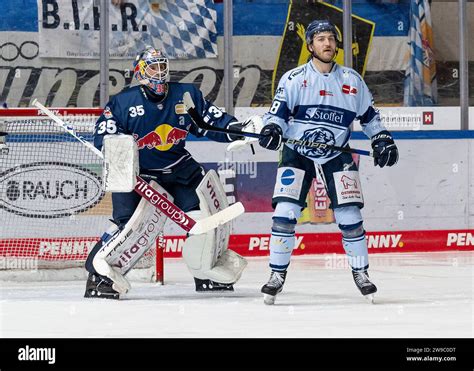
[0,108,163,282]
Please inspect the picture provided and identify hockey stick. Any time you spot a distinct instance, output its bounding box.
[183,92,373,158]
[32,99,244,235]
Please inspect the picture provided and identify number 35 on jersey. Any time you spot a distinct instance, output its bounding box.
[96,119,117,134]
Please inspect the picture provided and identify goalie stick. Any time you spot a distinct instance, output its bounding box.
[183,92,374,158]
[32,99,244,235]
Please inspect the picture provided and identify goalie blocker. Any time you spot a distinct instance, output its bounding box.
[85,169,247,299]
[102,134,139,192]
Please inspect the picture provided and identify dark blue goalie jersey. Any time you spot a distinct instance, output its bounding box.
[94,83,236,170]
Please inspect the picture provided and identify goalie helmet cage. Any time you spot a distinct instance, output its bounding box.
[0,108,164,283]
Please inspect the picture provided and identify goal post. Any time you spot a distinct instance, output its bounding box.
[0,108,164,283]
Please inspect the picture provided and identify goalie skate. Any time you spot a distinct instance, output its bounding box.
[84,273,120,300]
[352,270,377,304]
[261,271,287,305]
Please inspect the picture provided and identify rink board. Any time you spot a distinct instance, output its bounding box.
[1,122,472,264]
[1,229,472,265]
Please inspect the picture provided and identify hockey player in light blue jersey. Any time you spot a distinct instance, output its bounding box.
[258,20,399,304]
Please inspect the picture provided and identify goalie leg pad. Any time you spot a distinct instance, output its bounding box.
[184,230,247,285]
[92,255,132,295]
[85,224,128,297]
[85,223,120,274]
[182,170,247,286]
[90,181,170,294]
[183,211,247,285]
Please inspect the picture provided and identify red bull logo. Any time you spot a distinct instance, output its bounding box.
[136,124,187,151]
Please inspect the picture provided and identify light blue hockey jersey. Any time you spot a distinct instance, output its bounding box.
[263,61,386,164]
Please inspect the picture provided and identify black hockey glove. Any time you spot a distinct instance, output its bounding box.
[371,130,399,168]
[258,123,283,151]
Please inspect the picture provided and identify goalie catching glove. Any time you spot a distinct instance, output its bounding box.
[226,115,264,152]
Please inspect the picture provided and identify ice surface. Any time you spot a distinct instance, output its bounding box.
[1,251,472,338]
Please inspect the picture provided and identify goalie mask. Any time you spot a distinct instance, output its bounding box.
[133,46,169,95]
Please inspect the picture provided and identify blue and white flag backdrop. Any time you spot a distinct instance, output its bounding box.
[38,0,218,59]
[403,0,437,106]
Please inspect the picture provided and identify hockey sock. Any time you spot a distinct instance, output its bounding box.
[269,216,296,272]
[340,222,369,271]
[342,234,369,270]
[335,207,369,271]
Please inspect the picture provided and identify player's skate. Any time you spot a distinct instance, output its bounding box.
[194,278,234,292]
[84,272,120,300]
[261,270,287,305]
[352,270,377,303]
